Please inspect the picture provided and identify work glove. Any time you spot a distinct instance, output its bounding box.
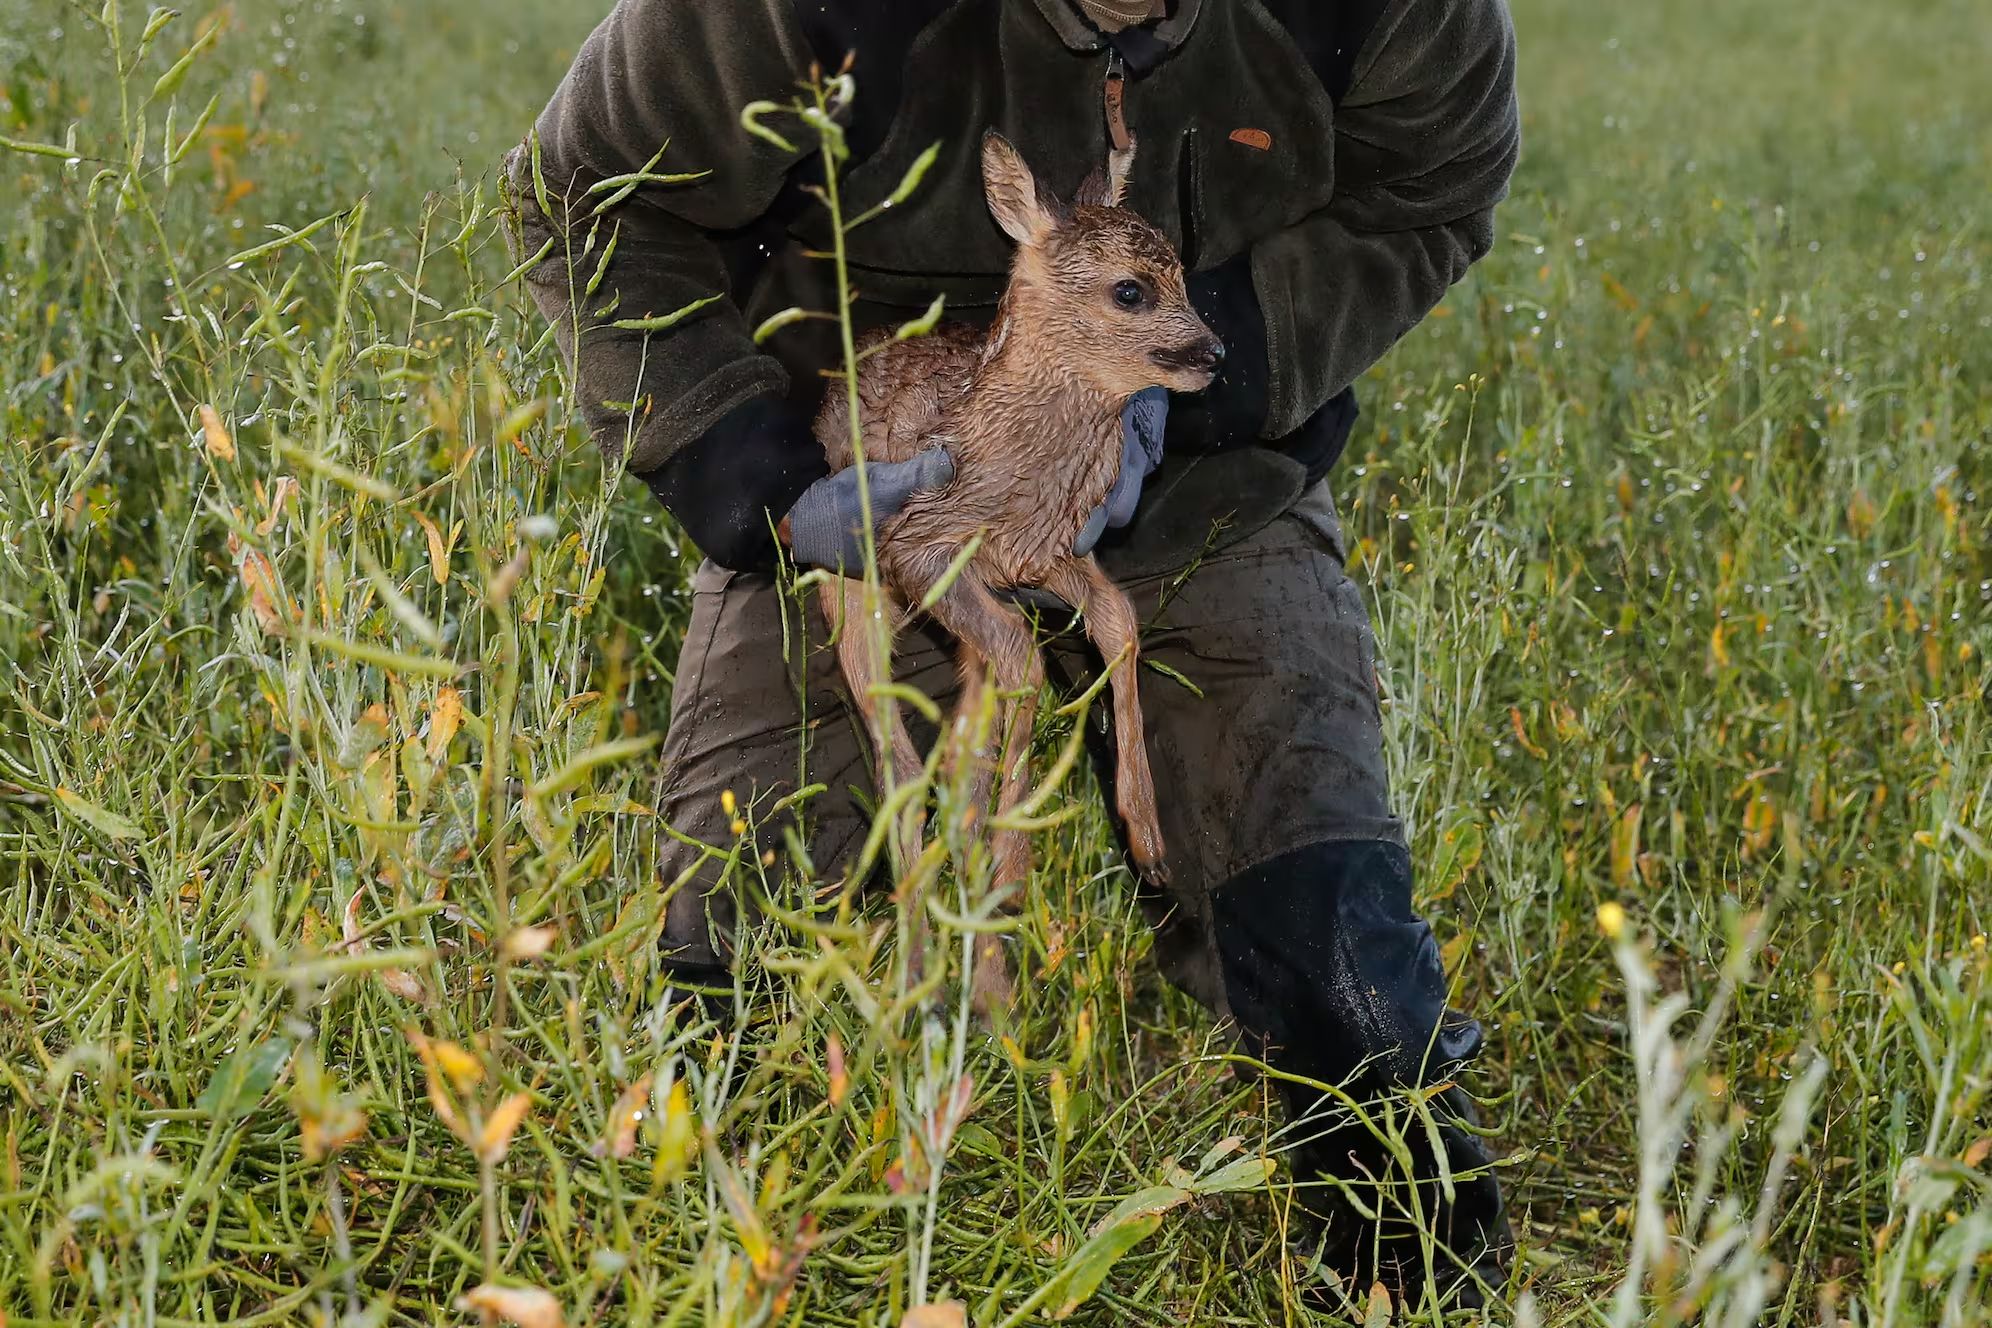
[784,446,956,573]
[1073,387,1169,556]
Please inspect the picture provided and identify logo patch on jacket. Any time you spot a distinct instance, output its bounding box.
[1229,128,1273,152]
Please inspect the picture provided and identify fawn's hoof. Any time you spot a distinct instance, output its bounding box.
[1123,815,1169,886]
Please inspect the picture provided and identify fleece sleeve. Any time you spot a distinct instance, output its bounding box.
[1251,0,1520,438]
[504,0,828,567]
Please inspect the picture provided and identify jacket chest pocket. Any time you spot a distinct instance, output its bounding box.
[1126,4,1342,271]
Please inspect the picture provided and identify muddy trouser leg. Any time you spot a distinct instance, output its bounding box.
[1073,481,1509,1293]
[652,560,962,1012]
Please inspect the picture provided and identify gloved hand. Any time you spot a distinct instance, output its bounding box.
[783,446,955,572]
[1073,386,1169,556]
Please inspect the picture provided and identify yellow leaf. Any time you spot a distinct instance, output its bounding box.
[413,510,456,587]
[1610,803,1644,889]
[432,1040,483,1092]
[459,1285,564,1328]
[477,1093,533,1163]
[198,404,235,460]
[1710,622,1731,670]
[406,1030,471,1143]
[426,685,462,763]
[1963,1137,1991,1169]
[653,1078,697,1185]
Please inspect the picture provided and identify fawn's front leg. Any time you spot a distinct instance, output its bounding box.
[1039,557,1166,883]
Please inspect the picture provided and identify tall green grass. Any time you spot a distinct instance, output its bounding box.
[2,0,1988,1324]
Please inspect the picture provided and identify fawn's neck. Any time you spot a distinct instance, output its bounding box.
[952,317,1126,496]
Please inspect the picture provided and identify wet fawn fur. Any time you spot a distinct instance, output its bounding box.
[814,132,1222,1012]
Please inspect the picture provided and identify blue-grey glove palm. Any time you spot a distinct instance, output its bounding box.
[1073,387,1169,557]
[785,446,955,572]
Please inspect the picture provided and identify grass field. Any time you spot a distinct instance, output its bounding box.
[3,0,1989,1323]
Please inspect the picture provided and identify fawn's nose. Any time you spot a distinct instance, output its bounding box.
[1153,335,1226,375]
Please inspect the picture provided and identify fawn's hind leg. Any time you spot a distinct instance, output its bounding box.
[825,578,925,871]
[827,578,923,787]
[1038,557,1166,882]
[922,577,1046,1017]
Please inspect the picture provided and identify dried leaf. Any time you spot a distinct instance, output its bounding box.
[1364,1281,1394,1328]
[502,925,557,962]
[459,1284,565,1328]
[1846,487,1878,538]
[375,967,429,1003]
[826,1033,848,1107]
[1964,1137,1991,1169]
[299,1100,368,1162]
[228,533,285,634]
[256,475,299,536]
[342,891,429,1004]
[595,1072,654,1160]
[198,403,235,460]
[477,1093,533,1163]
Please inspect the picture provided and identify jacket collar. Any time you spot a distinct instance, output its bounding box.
[1029,0,1205,55]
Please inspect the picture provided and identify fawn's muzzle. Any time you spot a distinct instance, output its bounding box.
[1151,336,1226,376]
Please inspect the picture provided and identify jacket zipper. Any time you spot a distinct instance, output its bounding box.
[1103,49,1200,269]
[1103,50,1132,151]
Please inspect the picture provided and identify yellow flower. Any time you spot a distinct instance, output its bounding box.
[1596,901,1628,939]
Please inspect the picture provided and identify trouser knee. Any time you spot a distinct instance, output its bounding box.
[1210,838,1482,1095]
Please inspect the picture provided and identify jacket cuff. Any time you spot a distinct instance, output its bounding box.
[1172,252,1273,449]
[640,394,829,573]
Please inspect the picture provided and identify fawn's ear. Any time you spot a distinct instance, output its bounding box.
[1074,137,1138,209]
[982,131,1056,246]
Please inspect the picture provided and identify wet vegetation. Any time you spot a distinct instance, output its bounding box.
[1,0,1987,1323]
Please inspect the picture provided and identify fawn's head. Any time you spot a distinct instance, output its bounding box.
[981,132,1224,399]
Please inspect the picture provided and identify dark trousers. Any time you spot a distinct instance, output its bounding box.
[652,481,1505,1279]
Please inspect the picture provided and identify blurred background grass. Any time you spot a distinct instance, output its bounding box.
[2,0,1989,1324]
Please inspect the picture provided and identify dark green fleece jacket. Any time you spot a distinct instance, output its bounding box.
[507,0,1519,572]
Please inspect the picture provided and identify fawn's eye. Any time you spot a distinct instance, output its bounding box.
[1112,279,1147,310]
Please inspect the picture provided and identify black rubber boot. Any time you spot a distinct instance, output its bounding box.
[1210,840,1511,1308]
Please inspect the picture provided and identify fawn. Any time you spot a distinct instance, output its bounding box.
[815,131,1222,1006]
